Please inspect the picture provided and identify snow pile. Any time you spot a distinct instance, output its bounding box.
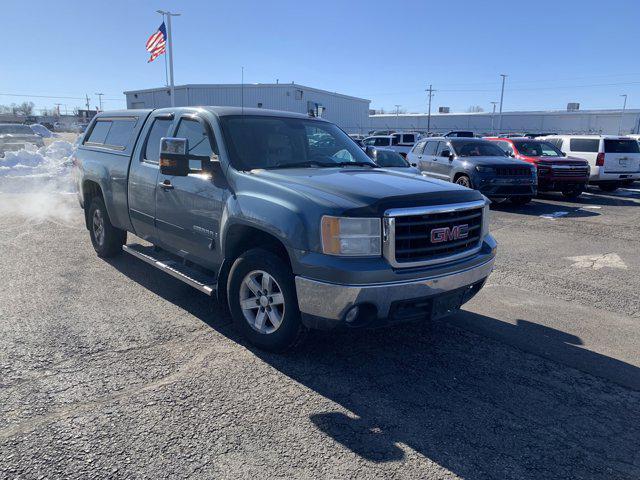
[0,140,78,221]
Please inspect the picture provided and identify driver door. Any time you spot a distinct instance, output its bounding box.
[155,114,226,270]
[432,141,454,180]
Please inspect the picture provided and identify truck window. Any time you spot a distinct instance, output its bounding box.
[144,118,173,164]
[569,139,599,152]
[402,134,415,144]
[85,121,111,145]
[84,118,137,149]
[176,118,217,171]
[604,139,640,153]
[104,119,137,148]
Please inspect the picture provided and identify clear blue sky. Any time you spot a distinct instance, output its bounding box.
[3,0,639,114]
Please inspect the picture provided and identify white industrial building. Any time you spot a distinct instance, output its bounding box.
[369,108,640,136]
[124,83,370,133]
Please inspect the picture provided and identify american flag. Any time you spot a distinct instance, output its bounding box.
[146,22,167,63]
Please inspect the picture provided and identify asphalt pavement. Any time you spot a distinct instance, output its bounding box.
[0,186,639,479]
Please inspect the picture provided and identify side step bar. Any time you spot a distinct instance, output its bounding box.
[123,244,217,296]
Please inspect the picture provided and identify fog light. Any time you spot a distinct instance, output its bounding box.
[345,306,360,323]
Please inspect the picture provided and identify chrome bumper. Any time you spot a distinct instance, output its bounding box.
[295,255,495,322]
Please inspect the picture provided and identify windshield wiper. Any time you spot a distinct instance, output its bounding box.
[332,161,378,168]
[264,160,334,169]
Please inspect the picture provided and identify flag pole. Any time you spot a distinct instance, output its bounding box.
[157,10,180,107]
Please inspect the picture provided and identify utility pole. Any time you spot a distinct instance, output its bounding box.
[498,74,507,133]
[95,93,104,111]
[157,10,181,107]
[54,103,62,116]
[426,84,436,134]
[490,101,499,134]
[394,104,401,132]
[618,94,628,135]
[85,94,91,112]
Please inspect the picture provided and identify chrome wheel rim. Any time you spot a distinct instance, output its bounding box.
[239,270,285,334]
[92,209,105,246]
[456,177,470,188]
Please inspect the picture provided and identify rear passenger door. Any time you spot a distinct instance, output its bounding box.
[155,114,226,270]
[432,141,453,180]
[420,140,439,175]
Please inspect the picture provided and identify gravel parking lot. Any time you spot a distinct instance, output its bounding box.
[1,185,639,479]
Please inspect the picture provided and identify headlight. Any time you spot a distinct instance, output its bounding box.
[481,199,490,238]
[321,216,381,256]
[476,166,494,173]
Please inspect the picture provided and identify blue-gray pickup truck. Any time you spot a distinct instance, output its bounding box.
[75,107,497,351]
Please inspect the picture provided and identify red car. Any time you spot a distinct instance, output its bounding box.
[485,137,590,198]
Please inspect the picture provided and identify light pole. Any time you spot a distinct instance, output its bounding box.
[490,101,499,134]
[498,74,507,133]
[157,10,181,107]
[95,93,104,111]
[618,94,628,135]
[426,84,436,134]
[394,104,401,132]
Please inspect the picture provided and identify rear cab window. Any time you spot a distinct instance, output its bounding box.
[84,118,138,150]
[604,139,640,153]
[569,138,600,153]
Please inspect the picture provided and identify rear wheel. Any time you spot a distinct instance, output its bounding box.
[88,197,126,257]
[598,183,619,192]
[510,196,532,205]
[455,175,472,188]
[227,248,305,352]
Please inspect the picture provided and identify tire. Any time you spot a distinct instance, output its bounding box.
[455,175,472,189]
[227,248,305,352]
[598,183,619,192]
[509,196,532,205]
[88,196,126,257]
[561,188,584,199]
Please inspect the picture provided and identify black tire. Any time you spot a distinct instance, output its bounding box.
[88,196,126,258]
[598,183,619,192]
[455,175,472,188]
[227,248,305,352]
[510,196,532,205]
[561,188,584,199]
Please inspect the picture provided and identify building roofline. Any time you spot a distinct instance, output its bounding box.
[370,108,640,117]
[124,83,370,103]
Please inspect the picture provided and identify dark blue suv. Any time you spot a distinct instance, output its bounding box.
[407,137,537,204]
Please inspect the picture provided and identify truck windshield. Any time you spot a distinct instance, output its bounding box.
[513,140,563,157]
[219,115,377,170]
[452,140,507,157]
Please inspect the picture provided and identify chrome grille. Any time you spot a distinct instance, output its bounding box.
[383,200,486,268]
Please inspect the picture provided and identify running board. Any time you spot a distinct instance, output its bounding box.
[123,244,217,296]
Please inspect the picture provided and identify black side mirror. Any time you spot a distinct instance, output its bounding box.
[441,149,452,159]
[411,162,417,167]
[561,151,567,157]
[159,137,190,176]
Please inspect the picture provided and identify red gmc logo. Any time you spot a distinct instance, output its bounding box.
[431,224,469,243]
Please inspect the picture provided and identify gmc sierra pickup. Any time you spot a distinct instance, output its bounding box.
[76,107,497,351]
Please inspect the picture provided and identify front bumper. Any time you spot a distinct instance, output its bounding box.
[295,248,495,330]
[475,175,536,198]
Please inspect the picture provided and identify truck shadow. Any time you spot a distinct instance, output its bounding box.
[106,256,640,479]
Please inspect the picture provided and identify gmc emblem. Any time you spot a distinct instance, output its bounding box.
[431,224,469,243]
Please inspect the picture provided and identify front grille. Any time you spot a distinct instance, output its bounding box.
[495,166,531,176]
[391,205,483,265]
[552,167,590,177]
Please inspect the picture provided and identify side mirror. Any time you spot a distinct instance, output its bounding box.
[411,162,417,167]
[561,151,567,157]
[364,146,376,159]
[159,137,190,176]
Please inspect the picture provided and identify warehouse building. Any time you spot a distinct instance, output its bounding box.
[124,83,370,133]
[369,107,640,136]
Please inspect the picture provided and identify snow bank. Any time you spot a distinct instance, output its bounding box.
[0,140,78,221]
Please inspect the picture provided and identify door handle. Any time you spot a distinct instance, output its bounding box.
[159,180,174,190]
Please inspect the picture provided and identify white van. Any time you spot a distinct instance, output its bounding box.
[540,135,640,191]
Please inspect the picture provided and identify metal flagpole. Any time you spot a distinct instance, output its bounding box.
[157,10,180,107]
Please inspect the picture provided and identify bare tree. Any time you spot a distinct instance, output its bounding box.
[15,101,35,116]
[467,105,485,113]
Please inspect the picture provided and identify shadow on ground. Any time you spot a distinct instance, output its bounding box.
[107,254,640,479]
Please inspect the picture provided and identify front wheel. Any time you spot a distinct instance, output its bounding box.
[88,197,126,257]
[227,248,305,352]
[455,175,472,189]
[510,196,532,205]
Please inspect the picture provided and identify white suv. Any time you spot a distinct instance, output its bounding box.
[540,135,640,191]
[362,133,416,157]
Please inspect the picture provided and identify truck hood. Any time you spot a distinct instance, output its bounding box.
[459,156,530,167]
[248,167,483,215]
[524,155,589,166]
